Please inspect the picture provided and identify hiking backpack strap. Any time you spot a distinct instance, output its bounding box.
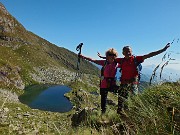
[100,60,118,80]
[134,56,142,81]
[119,58,125,73]
[101,60,108,78]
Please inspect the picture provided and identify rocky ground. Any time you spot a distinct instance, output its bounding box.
[30,67,77,85]
[0,89,19,103]
[0,101,72,134]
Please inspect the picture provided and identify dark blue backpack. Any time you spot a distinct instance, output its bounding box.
[134,56,142,81]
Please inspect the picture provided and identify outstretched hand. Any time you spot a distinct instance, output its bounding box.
[97,52,103,58]
[163,43,170,51]
[78,54,83,58]
[97,52,101,57]
[97,52,106,59]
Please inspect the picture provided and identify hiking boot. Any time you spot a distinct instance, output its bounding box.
[117,108,122,114]
[117,109,127,117]
[101,109,106,114]
[124,105,129,111]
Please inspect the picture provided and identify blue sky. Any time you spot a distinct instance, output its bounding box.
[1,0,180,70]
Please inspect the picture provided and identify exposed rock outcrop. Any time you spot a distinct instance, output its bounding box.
[0,64,25,89]
[0,89,19,103]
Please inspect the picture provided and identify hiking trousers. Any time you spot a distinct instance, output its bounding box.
[117,83,138,112]
[100,88,109,113]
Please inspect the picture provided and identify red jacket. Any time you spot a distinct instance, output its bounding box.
[116,56,144,84]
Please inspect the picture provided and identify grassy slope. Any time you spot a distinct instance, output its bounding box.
[1,82,180,135]
[0,7,99,89]
[0,32,100,89]
[71,82,180,135]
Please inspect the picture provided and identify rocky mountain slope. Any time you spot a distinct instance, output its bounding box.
[0,2,99,90]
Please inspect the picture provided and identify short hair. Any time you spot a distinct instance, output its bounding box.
[105,48,118,57]
[122,46,132,52]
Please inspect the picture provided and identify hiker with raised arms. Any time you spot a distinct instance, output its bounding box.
[79,48,120,114]
[98,43,170,114]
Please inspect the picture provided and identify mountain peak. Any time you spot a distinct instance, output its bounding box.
[0,2,9,15]
[0,2,27,43]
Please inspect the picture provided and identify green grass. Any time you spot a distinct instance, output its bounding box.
[69,82,180,135]
[0,82,180,134]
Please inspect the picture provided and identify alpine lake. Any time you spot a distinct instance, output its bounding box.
[19,85,73,113]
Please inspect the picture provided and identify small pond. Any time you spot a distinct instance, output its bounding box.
[19,85,73,113]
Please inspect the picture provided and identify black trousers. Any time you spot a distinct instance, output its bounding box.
[100,88,109,113]
[100,85,119,113]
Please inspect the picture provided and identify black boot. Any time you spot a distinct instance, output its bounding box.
[117,107,122,114]
[101,108,106,114]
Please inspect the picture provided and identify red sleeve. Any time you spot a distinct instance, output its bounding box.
[95,60,106,66]
[115,58,123,63]
[136,56,144,63]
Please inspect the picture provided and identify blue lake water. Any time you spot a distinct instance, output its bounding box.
[19,85,73,113]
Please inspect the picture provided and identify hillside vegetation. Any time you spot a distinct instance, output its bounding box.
[0,2,99,90]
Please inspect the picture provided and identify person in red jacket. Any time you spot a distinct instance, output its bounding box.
[79,48,120,113]
[98,43,170,114]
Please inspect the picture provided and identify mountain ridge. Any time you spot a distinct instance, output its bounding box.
[0,2,99,90]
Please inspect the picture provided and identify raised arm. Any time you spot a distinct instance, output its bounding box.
[143,43,170,60]
[79,54,100,64]
[97,52,106,59]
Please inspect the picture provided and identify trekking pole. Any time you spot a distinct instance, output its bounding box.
[76,43,83,70]
[75,43,83,79]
